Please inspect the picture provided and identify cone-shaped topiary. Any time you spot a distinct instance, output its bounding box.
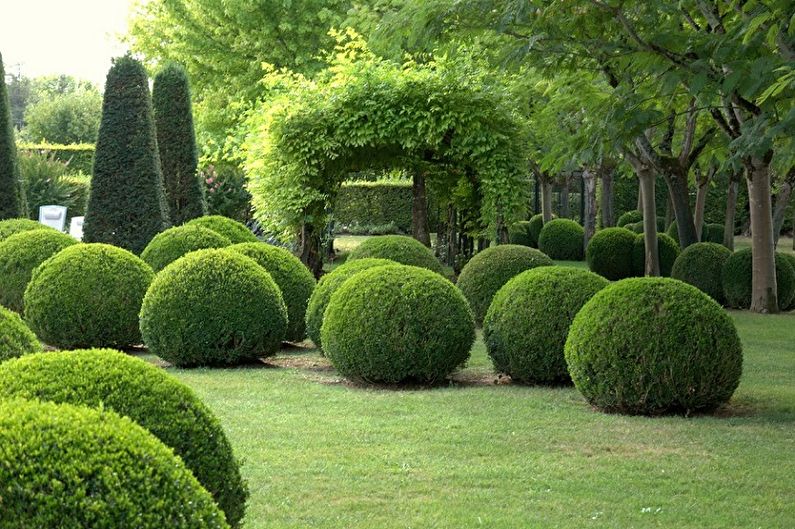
[0,218,50,242]
[721,248,795,310]
[186,215,258,244]
[83,55,170,254]
[616,210,641,228]
[538,218,585,261]
[153,63,207,224]
[0,305,42,362]
[347,235,444,274]
[508,221,533,246]
[564,278,743,415]
[0,349,247,526]
[0,52,26,220]
[0,398,230,529]
[631,232,680,277]
[141,225,231,272]
[585,227,636,280]
[671,242,732,304]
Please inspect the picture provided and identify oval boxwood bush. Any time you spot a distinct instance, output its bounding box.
[538,218,585,261]
[585,227,636,280]
[702,223,724,244]
[0,398,229,529]
[564,278,743,415]
[671,242,732,303]
[0,305,42,362]
[484,266,608,384]
[186,215,258,244]
[305,258,396,350]
[527,213,547,248]
[228,243,316,342]
[24,243,154,348]
[0,349,247,526]
[321,265,475,384]
[141,225,231,272]
[0,218,54,242]
[616,210,641,228]
[140,249,287,366]
[346,235,444,274]
[0,229,77,312]
[721,248,795,310]
[456,245,553,325]
[508,221,533,246]
[631,233,680,277]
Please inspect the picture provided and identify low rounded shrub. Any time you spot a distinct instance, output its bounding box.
[0,218,54,242]
[586,227,636,280]
[721,248,795,310]
[527,213,546,247]
[702,223,725,244]
[780,253,795,311]
[305,258,396,349]
[321,265,475,383]
[616,210,641,228]
[140,249,287,366]
[141,225,231,272]
[456,245,553,325]
[671,242,732,303]
[631,233,680,277]
[346,235,444,274]
[508,221,533,246]
[0,349,247,526]
[564,278,743,415]
[186,215,258,244]
[0,229,77,312]
[0,398,229,529]
[484,266,608,384]
[538,218,584,261]
[228,243,316,342]
[24,243,154,348]
[626,221,644,233]
[0,305,42,362]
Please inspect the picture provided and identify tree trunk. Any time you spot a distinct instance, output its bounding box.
[559,181,570,218]
[694,179,709,241]
[664,194,673,229]
[772,181,792,247]
[639,168,660,276]
[600,169,615,227]
[746,158,778,313]
[636,182,643,212]
[724,175,739,250]
[664,172,699,248]
[446,205,457,266]
[299,221,323,278]
[412,172,431,247]
[541,180,554,222]
[582,170,597,251]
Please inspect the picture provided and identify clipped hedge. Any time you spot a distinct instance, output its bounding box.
[0,305,42,362]
[0,218,52,242]
[186,215,257,244]
[17,142,95,174]
[702,223,725,244]
[538,218,585,261]
[585,227,636,280]
[527,213,545,248]
[334,180,412,233]
[508,221,533,246]
[671,242,732,303]
[616,210,641,227]
[565,278,743,415]
[141,225,231,272]
[631,233,680,277]
[721,248,795,310]
[347,235,444,274]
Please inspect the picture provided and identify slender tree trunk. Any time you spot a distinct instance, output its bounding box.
[559,181,570,218]
[772,181,792,247]
[664,194,673,229]
[411,172,431,247]
[600,169,615,227]
[724,174,739,250]
[636,183,643,212]
[299,221,323,278]
[664,172,698,248]
[446,205,457,266]
[541,180,554,222]
[533,175,540,215]
[746,158,778,313]
[694,179,709,241]
[639,168,660,276]
[582,169,597,251]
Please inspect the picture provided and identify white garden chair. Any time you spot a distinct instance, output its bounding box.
[38,205,67,232]
[68,216,85,240]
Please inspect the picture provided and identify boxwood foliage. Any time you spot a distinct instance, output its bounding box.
[347,235,444,274]
[527,213,546,248]
[538,218,585,261]
[228,243,316,342]
[140,249,287,366]
[186,215,258,244]
[508,220,533,246]
[616,210,641,227]
[780,253,795,311]
[585,227,637,280]
[456,245,553,325]
[0,229,77,312]
[484,266,608,384]
[334,181,413,233]
[631,233,680,277]
[671,242,732,304]
[0,218,52,242]
[0,305,42,362]
[0,349,247,527]
[564,278,743,415]
[141,225,231,272]
[0,398,230,529]
[321,265,475,384]
[24,243,154,349]
[306,258,396,350]
[702,223,725,244]
[0,52,26,220]
[721,248,795,310]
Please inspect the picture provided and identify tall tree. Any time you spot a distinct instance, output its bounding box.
[0,52,25,219]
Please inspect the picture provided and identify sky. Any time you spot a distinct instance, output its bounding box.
[1,0,137,88]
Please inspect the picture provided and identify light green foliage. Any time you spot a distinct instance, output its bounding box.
[586,227,636,280]
[186,215,257,244]
[671,242,732,303]
[508,220,533,246]
[17,142,95,174]
[17,152,89,220]
[632,233,680,277]
[721,248,795,310]
[23,88,101,144]
[0,218,52,242]
[347,235,444,274]
[538,219,584,261]
[616,210,641,228]
[0,305,42,362]
[526,213,545,248]
[141,225,231,272]
[334,180,415,234]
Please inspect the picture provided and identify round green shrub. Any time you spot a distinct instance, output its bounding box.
[0,305,42,362]
[456,245,553,325]
[631,233,680,277]
[564,277,743,415]
[484,266,608,384]
[527,213,546,247]
[666,220,680,245]
[141,225,231,272]
[321,265,475,383]
[186,215,258,244]
[702,223,725,244]
[0,229,77,312]
[228,242,316,342]
[305,258,396,350]
[671,242,732,303]
[538,218,585,261]
[721,248,795,310]
[24,243,154,348]
[780,253,795,311]
[508,220,533,246]
[0,218,54,242]
[346,235,444,274]
[616,210,641,228]
[0,349,247,526]
[0,398,230,529]
[140,249,287,366]
[586,227,636,280]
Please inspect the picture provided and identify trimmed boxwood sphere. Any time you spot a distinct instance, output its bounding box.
[24,243,154,348]
[508,220,533,246]
[321,265,475,383]
[631,233,680,277]
[0,398,230,529]
[527,213,547,248]
[186,215,258,244]
[141,225,231,272]
[616,210,641,228]
[671,242,732,303]
[586,227,636,280]
[0,305,42,362]
[564,278,743,415]
[0,218,54,242]
[538,218,585,261]
[228,243,316,341]
[627,221,644,233]
[484,266,608,384]
[702,223,725,244]
[305,258,396,350]
[0,229,77,312]
[780,253,795,311]
[721,248,795,309]
[140,249,287,366]
[0,349,247,526]
[456,245,553,325]
[347,235,444,274]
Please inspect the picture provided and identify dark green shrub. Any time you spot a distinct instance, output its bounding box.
[631,233,680,277]
[538,218,585,261]
[0,229,77,312]
[83,56,170,254]
[24,243,154,348]
[334,180,412,233]
[508,221,533,246]
[721,248,795,310]
[780,253,795,311]
[586,227,637,280]
[201,164,252,223]
[0,398,230,529]
[0,349,247,526]
[321,265,475,383]
[140,249,287,366]
[456,245,553,325]
[186,215,258,244]
[527,213,545,247]
[616,210,641,227]
[305,258,396,350]
[627,221,644,233]
[0,305,42,362]
[0,218,50,242]
[347,235,444,274]
[564,277,743,415]
[671,242,732,303]
[228,243,316,342]
[141,225,231,272]
[702,223,725,244]
[484,266,608,384]
[0,52,26,219]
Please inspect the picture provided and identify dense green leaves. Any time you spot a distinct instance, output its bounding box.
[671,242,732,304]
[0,52,25,219]
[140,225,231,272]
[347,235,444,274]
[0,305,42,362]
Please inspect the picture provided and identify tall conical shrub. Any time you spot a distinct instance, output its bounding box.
[153,63,206,225]
[0,52,26,219]
[84,55,170,253]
